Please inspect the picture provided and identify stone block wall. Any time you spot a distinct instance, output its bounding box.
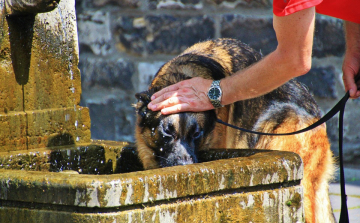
[75,0,360,167]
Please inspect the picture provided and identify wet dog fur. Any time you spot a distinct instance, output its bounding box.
[134,38,335,223]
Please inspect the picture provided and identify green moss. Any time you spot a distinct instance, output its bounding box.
[286,192,302,209]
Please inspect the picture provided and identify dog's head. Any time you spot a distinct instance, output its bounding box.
[135,89,217,168]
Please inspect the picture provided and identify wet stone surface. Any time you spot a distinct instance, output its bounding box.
[0,143,277,175]
[0,141,304,222]
[0,143,142,174]
[0,144,303,206]
[49,145,114,174]
[0,0,91,152]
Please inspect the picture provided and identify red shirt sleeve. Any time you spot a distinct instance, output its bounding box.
[273,0,360,24]
[273,0,323,16]
[316,0,360,24]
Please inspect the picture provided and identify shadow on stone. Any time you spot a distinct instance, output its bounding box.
[115,146,144,173]
[47,133,75,147]
[197,148,272,162]
[45,145,272,175]
[114,147,272,174]
[7,14,35,86]
[49,145,113,174]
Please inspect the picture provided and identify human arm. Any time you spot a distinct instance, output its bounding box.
[342,21,360,99]
[148,7,316,115]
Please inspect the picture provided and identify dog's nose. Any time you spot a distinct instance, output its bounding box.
[176,154,194,165]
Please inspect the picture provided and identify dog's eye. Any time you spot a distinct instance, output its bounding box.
[163,124,175,137]
[164,129,171,136]
[193,130,201,139]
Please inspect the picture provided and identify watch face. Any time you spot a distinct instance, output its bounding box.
[209,87,221,100]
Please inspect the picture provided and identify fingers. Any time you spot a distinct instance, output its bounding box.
[150,83,180,101]
[148,86,190,111]
[148,93,182,111]
[343,74,356,98]
[343,78,360,99]
[342,66,360,99]
[148,95,199,115]
[156,98,213,115]
[146,78,213,114]
[159,103,190,115]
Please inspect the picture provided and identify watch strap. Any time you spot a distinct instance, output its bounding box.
[210,99,223,108]
[209,80,223,108]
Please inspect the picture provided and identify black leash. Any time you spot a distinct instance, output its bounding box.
[216,76,360,223]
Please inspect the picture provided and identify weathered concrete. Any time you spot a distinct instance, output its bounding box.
[0,186,303,222]
[0,143,305,223]
[26,106,91,149]
[0,0,91,151]
[0,112,27,151]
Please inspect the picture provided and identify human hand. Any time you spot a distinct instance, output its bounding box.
[342,21,360,99]
[342,52,360,99]
[147,77,215,115]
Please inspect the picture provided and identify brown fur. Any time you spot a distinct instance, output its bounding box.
[134,38,335,223]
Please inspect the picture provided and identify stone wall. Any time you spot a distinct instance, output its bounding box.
[75,0,360,168]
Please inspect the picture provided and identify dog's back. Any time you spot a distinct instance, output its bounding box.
[151,38,261,87]
[135,38,335,223]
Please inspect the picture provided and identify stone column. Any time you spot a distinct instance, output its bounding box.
[0,0,91,151]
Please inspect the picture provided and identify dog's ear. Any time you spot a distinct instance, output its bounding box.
[135,91,151,105]
[135,91,152,118]
[135,90,161,128]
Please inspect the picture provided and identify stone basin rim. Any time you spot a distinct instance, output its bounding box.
[0,150,303,208]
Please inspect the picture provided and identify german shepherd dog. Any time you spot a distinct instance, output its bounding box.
[134,38,335,223]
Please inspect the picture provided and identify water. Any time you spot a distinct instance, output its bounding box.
[0,144,270,175]
[49,145,113,174]
[57,5,75,101]
[57,5,79,137]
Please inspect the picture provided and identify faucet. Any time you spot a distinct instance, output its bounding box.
[5,0,60,15]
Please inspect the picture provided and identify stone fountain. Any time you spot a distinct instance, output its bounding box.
[0,0,305,222]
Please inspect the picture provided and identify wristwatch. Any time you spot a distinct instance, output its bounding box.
[207,80,223,108]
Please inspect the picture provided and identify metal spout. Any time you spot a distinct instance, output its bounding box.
[5,0,60,15]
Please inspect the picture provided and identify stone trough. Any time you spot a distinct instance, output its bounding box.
[0,141,304,222]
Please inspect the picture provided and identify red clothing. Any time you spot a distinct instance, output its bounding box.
[273,0,360,24]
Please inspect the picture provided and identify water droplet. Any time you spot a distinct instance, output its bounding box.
[65,114,70,121]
